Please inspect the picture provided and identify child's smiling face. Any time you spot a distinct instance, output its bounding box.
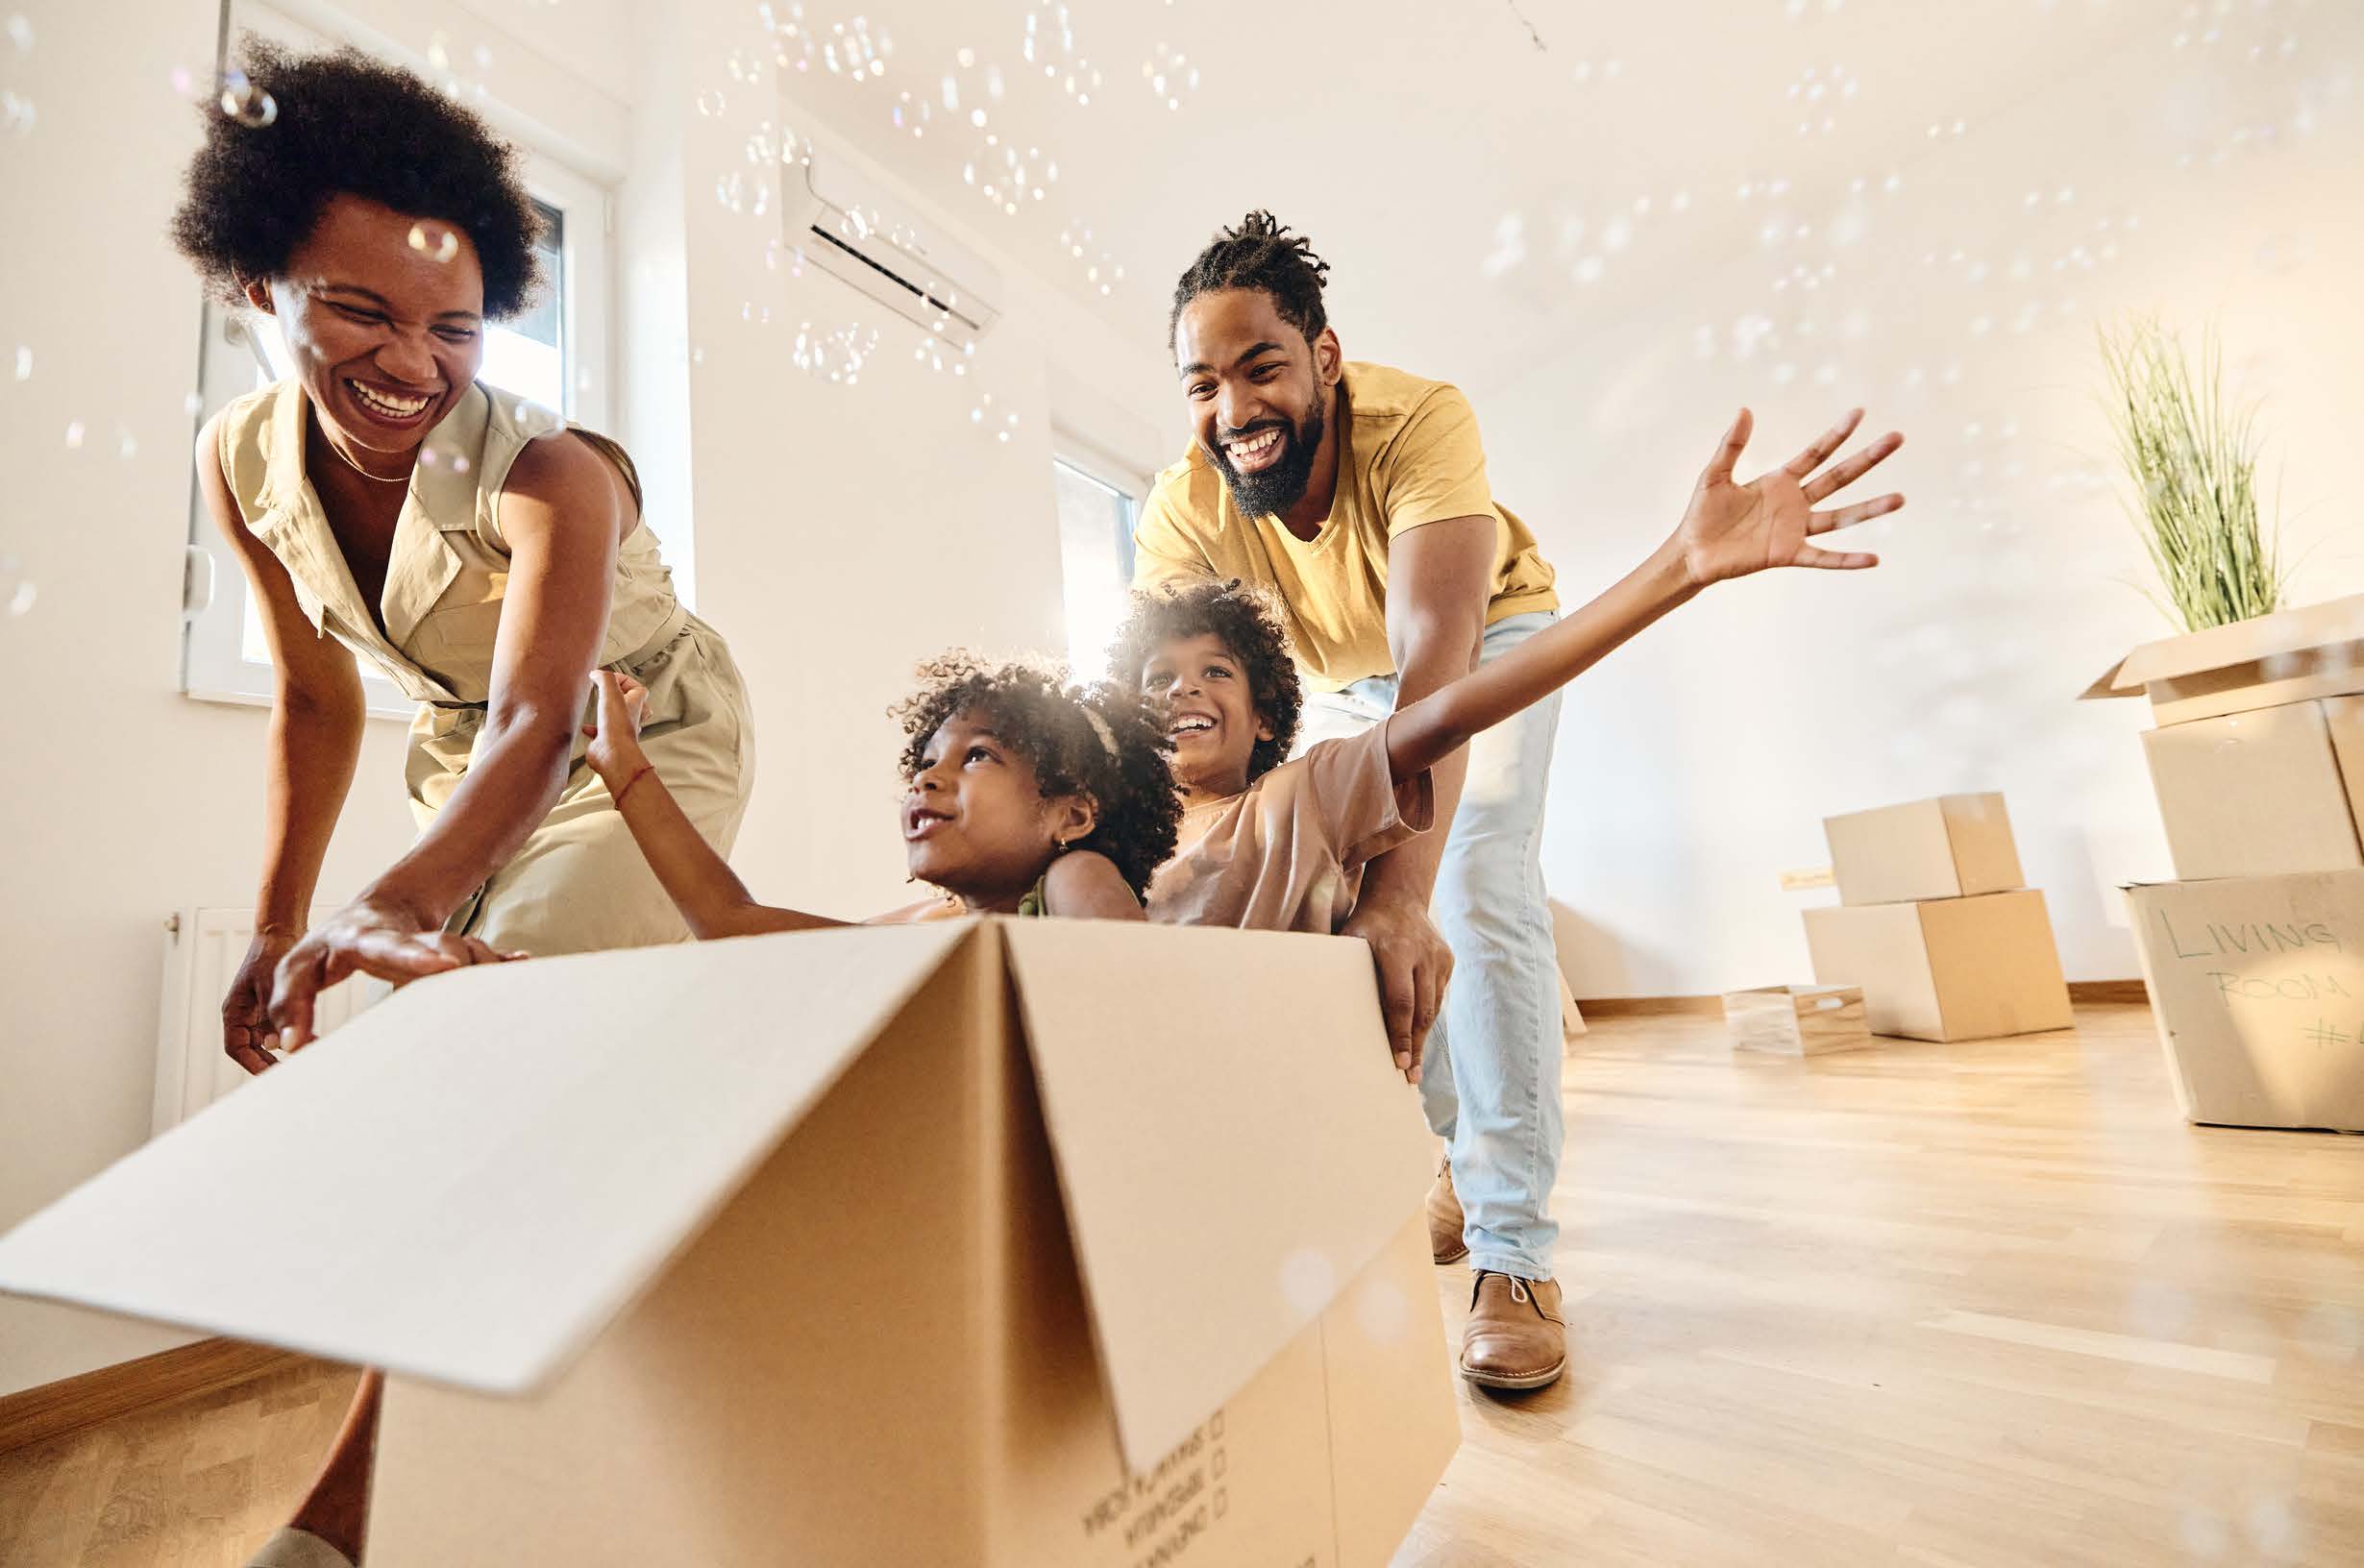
[902,708,1096,909]
[1140,632,1273,800]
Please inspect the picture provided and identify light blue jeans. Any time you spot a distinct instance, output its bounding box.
[1295,611,1564,1281]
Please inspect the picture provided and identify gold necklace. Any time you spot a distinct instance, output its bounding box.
[321,433,412,486]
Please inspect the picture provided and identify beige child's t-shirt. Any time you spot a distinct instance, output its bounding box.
[1146,721,1435,934]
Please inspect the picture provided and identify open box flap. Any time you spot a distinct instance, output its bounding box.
[1000,919,1435,1474]
[0,922,973,1395]
[2082,592,2364,699]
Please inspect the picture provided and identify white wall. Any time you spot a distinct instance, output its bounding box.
[1467,23,2364,996]
[0,0,651,1398]
[620,0,1173,920]
[0,0,427,1393]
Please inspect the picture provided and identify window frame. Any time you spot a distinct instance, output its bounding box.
[1050,429,1152,681]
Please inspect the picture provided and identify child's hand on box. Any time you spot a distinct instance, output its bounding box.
[583,670,652,785]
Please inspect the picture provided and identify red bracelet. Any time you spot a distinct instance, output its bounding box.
[614,762,658,808]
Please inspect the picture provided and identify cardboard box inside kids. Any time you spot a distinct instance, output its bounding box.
[0,920,1460,1566]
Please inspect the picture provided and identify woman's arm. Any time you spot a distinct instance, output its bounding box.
[197,417,367,1073]
[1386,407,1905,784]
[585,673,844,938]
[271,434,628,1045]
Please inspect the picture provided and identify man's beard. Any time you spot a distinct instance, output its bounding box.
[1211,398,1325,519]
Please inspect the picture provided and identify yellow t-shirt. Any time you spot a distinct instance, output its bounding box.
[1130,360,1559,692]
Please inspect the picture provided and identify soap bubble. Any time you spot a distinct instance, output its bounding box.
[184,390,204,418]
[5,579,33,617]
[1278,1248,1337,1314]
[63,420,85,450]
[11,345,26,381]
[406,223,459,263]
[217,68,277,128]
[5,13,31,51]
[696,90,726,116]
[116,428,138,460]
[451,454,471,474]
[1353,1279,1410,1343]
[1,89,35,135]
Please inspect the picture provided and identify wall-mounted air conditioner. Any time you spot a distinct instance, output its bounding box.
[786,139,1002,348]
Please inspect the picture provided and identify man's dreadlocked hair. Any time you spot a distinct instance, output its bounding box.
[892,653,1181,901]
[1109,579,1303,784]
[1168,209,1332,354]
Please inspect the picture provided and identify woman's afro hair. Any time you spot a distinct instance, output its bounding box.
[892,652,1181,902]
[1109,579,1303,783]
[170,38,545,320]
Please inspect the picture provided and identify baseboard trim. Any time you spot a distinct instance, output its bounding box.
[2067,979,2151,1004]
[1577,981,2149,1017]
[0,1336,300,1455]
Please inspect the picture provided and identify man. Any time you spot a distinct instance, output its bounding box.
[1134,210,1572,1389]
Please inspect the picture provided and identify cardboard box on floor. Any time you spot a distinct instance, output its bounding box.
[1823,793,2025,907]
[1803,890,2074,1041]
[2140,696,2364,880]
[0,920,1458,1566]
[2082,591,2364,726]
[2126,870,2364,1132]
[1721,984,1871,1056]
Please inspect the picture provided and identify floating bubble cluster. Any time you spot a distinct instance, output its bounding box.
[1022,4,1103,104]
[791,320,879,383]
[762,7,892,81]
[1785,61,1857,135]
[1143,40,1197,110]
[4,12,30,52]
[1058,225,1123,296]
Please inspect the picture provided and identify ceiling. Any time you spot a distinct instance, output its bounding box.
[736,0,2188,386]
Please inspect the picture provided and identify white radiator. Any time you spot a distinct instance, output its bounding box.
[153,907,391,1136]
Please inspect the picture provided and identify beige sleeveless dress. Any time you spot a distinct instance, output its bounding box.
[217,378,753,954]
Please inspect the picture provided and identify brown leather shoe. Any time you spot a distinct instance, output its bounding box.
[1426,1156,1467,1264]
[1459,1272,1565,1390]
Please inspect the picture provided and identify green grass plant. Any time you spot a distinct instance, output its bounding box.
[2098,316,2283,632]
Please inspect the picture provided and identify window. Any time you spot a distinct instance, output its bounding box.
[181,8,612,718]
[1054,448,1145,682]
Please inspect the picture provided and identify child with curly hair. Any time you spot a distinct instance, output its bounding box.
[585,653,1178,929]
[1114,405,1907,1075]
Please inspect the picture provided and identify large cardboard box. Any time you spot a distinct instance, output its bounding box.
[1803,890,2074,1041]
[2126,870,2364,1132]
[1823,793,2025,907]
[2141,697,2364,880]
[0,920,1459,1566]
[2083,591,2364,725]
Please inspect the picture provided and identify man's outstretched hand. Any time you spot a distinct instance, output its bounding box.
[1676,406,1905,588]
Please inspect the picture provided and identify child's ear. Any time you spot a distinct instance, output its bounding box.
[1254,710,1275,744]
[1049,794,1099,848]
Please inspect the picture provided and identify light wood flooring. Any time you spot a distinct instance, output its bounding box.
[4,1003,2359,1565]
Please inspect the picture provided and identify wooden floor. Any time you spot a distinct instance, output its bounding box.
[4,1003,2360,1565]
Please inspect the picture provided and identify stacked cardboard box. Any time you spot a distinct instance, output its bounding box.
[2088,593,2364,1131]
[1801,794,2075,1041]
[0,921,1460,1565]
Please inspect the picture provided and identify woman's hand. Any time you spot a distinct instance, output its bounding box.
[583,670,651,785]
[269,901,521,1051]
[1674,407,1905,589]
[223,928,300,1074]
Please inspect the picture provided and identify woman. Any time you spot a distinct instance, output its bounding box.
[174,41,752,1071]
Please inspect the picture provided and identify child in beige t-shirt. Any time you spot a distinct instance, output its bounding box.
[1113,404,1908,944]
